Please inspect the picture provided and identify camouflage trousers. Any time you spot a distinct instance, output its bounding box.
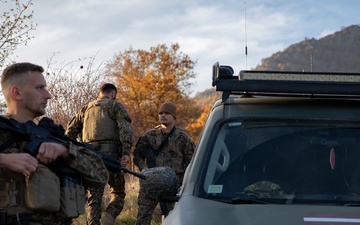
[135,191,174,225]
[86,172,126,225]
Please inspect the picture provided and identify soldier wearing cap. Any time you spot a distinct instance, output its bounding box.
[133,102,195,225]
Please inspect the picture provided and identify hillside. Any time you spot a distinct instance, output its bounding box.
[194,24,360,105]
[193,87,221,109]
[254,25,360,72]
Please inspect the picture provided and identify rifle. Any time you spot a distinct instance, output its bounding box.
[0,116,146,180]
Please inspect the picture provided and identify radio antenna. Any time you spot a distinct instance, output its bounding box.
[244,1,248,69]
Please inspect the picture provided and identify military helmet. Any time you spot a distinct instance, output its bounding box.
[140,167,178,200]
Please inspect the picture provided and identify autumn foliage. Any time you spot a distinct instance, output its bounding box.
[104,43,200,140]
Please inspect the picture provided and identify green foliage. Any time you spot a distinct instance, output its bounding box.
[0,0,37,67]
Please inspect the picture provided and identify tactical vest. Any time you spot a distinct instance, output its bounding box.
[0,138,86,222]
[82,98,118,143]
[0,166,86,220]
[154,128,185,175]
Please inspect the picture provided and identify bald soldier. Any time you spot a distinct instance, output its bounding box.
[66,83,134,225]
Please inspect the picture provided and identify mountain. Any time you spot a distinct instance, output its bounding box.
[254,25,360,72]
[194,24,360,105]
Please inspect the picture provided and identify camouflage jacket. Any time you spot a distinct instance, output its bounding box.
[0,115,109,225]
[133,125,195,179]
[66,96,134,156]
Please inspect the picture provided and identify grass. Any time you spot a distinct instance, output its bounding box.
[71,175,163,225]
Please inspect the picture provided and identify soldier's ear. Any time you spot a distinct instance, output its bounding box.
[10,86,22,100]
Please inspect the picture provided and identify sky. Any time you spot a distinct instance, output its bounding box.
[8,0,360,94]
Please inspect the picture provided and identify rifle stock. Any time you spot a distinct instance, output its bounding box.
[0,116,146,180]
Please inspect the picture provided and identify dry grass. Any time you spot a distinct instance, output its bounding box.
[72,175,163,225]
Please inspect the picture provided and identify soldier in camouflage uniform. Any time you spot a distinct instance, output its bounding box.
[66,83,134,225]
[133,102,195,225]
[0,62,109,225]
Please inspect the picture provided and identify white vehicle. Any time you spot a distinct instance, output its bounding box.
[163,62,360,225]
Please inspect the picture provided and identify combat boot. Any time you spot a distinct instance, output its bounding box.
[101,212,115,225]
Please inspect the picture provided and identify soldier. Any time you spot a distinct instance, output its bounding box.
[0,62,109,225]
[66,83,134,225]
[133,102,195,225]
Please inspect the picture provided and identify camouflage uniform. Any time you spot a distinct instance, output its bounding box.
[244,181,294,199]
[0,115,109,225]
[66,96,134,225]
[133,125,195,225]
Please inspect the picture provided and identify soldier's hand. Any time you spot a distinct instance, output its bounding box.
[120,155,130,167]
[0,153,38,176]
[36,142,69,164]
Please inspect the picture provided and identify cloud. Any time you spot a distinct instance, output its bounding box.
[8,0,360,94]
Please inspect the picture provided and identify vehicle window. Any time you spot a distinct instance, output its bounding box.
[199,119,360,204]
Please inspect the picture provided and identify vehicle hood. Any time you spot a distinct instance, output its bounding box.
[163,195,360,225]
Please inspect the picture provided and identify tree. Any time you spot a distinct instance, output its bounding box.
[104,43,199,139]
[0,0,37,67]
[44,53,106,128]
[186,105,211,144]
[186,88,222,144]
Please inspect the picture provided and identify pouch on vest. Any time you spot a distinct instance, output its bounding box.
[76,184,85,214]
[60,176,86,218]
[0,179,22,207]
[25,164,60,212]
[0,182,10,208]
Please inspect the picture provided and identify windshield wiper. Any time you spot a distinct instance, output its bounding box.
[228,197,268,204]
[209,196,267,205]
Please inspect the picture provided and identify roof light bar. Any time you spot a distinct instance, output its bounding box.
[212,62,360,100]
[239,70,360,82]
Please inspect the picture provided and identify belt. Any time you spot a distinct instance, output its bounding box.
[90,143,121,153]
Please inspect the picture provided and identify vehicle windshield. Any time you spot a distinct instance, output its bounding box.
[198,118,360,205]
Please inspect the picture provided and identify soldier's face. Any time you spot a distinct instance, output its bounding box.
[18,71,52,118]
[159,112,175,126]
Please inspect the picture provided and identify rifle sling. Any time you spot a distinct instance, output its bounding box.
[156,126,176,153]
[155,127,176,216]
